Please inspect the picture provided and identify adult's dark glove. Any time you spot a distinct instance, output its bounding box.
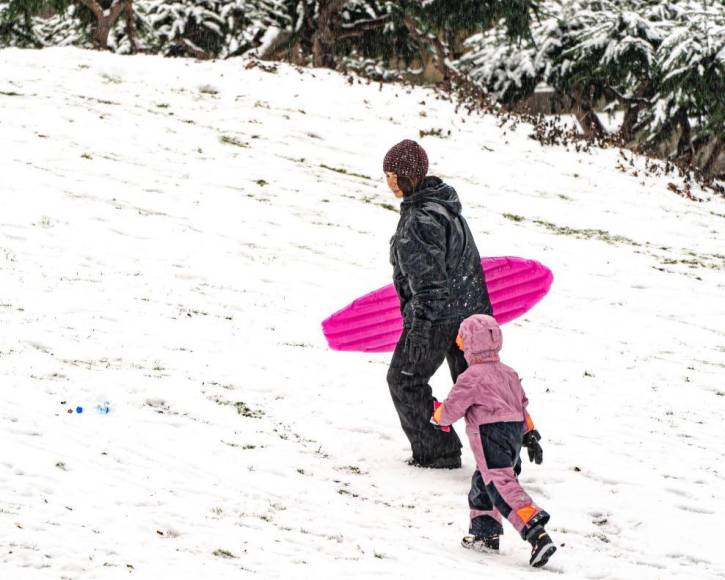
[523,429,543,465]
[405,318,432,365]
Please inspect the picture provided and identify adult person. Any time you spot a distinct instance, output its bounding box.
[384,139,492,469]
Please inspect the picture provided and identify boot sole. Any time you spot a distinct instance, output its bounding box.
[407,458,462,469]
[530,544,556,568]
[461,537,499,553]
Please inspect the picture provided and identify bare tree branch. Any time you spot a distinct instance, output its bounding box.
[76,0,130,49]
[340,14,392,33]
[76,0,103,21]
[175,38,209,60]
[107,0,128,27]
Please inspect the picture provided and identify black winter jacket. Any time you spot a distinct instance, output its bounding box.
[390,176,492,324]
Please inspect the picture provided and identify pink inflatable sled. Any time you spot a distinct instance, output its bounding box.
[322,256,553,353]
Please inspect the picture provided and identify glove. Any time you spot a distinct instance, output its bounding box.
[430,400,450,433]
[522,429,543,464]
[405,318,432,365]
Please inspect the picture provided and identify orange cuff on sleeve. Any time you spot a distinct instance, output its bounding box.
[525,414,535,432]
[516,505,538,524]
[433,403,444,423]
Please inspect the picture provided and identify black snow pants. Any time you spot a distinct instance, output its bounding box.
[386,320,465,463]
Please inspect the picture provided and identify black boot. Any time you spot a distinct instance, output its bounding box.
[461,534,499,552]
[526,526,556,568]
[407,452,461,469]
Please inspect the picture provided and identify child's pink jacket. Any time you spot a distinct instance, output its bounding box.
[436,315,534,435]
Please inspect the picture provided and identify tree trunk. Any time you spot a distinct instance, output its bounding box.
[312,0,345,68]
[403,15,457,83]
[618,81,651,144]
[96,19,111,49]
[675,109,693,161]
[620,104,640,143]
[125,1,137,53]
[701,138,723,179]
[254,28,292,60]
[572,88,604,139]
[77,0,129,50]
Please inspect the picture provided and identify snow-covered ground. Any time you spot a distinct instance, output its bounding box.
[1,47,723,579]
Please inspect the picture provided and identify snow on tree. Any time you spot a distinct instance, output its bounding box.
[459,0,725,175]
[145,0,226,58]
[0,0,70,47]
[650,1,724,170]
[0,0,137,50]
[457,24,540,103]
[39,4,90,47]
[220,0,288,58]
[550,1,664,138]
[144,0,288,59]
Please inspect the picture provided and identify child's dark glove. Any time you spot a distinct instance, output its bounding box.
[430,400,450,432]
[523,429,543,464]
[405,318,432,365]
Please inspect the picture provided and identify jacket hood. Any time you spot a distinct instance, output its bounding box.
[400,176,462,216]
[459,314,502,364]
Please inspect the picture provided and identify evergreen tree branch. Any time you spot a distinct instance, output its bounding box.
[402,14,460,81]
[338,14,391,40]
[175,37,209,60]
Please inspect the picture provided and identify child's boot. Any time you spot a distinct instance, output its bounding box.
[463,513,502,552]
[526,526,556,568]
[461,533,499,552]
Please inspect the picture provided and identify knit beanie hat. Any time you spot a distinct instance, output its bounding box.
[383,139,429,188]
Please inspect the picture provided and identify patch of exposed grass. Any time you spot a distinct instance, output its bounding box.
[358,195,398,213]
[503,212,637,245]
[531,218,641,246]
[509,214,722,271]
[661,257,722,270]
[213,549,236,559]
[220,135,249,148]
[335,465,365,475]
[198,84,219,95]
[419,128,450,139]
[233,401,265,419]
[503,213,525,222]
[99,72,122,84]
[319,164,371,180]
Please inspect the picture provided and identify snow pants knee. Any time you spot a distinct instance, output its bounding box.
[387,320,464,463]
[469,421,550,539]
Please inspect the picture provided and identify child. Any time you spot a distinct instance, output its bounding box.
[430,314,556,568]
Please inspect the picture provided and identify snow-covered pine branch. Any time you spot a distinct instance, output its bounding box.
[458,0,724,173]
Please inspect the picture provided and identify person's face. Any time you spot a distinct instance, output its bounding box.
[385,171,404,198]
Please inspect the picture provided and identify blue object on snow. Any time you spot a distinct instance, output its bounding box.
[75,406,83,414]
[96,403,111,415]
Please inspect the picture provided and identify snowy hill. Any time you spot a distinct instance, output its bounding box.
[1,47,724,579]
